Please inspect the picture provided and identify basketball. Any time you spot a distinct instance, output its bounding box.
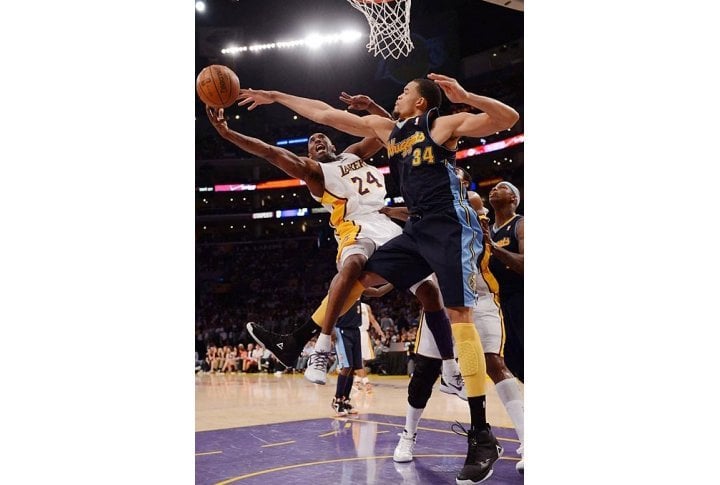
[196,65,241,108]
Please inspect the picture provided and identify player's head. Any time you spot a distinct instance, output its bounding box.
[393,78,443,119]
[489,181,521,210]
[308,132,337,163]
[455,167,471,188]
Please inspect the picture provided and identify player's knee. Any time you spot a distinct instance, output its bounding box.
[415,281,442,312]
[341,255,366,276]
[484,353,503,380]
[408,354,441,408]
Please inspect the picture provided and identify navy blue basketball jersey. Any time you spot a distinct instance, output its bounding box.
[386,108,464,214]
[489,214,524,296]
[336,300,362,329]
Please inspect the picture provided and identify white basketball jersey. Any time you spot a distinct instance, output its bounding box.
[311,152,388,226]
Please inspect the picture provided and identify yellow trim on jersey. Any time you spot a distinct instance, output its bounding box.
[335,221,362,262]
[493,293,506,357]
[479,248,500,295]
[414,311,425,351]
[320,190,348,228]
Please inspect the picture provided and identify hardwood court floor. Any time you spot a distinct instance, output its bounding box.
[196,371,524,484]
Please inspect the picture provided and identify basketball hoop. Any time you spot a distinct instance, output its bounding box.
[346,0,414,60]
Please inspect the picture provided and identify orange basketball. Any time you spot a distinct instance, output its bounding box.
[196,65,241,108]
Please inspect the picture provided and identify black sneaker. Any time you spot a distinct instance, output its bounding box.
[341,398,358,415]
[331,397,347,417]
[452,422,503,484]
[246,322,300,368]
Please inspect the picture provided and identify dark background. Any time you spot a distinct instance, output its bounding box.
[195,0,523,348]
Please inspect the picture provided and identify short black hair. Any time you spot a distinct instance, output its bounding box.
[412,78,443,111]
[455,166,471,183]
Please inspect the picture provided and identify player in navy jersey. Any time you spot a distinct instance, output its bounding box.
[485,181,524,383]
[331,299,364,416]
[238,74,518,484]
[234,93,466,392]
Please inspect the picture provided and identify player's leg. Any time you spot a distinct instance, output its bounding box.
[409,279,466,400]
[475,293,524,474]
[331,327,352,415]
[340,328,362,414]
[500,291,524,383]
[419,211,501,484]
[393,354,442,462]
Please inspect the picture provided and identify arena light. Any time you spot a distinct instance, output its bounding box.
[195,1,206,13]
[221,30,363,56]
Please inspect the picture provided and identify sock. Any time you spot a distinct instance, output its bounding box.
[424,309,454,359]
[404,404,424,436]
[495,377,524,444]
[343,373,355,399]
[335,373,348,399]
[441,358,461,380]
[315,333,332,353]
[292,318,321,345]
[311,281,366,325]
[468,395,487,429]
[361,376,369,385]
[451,323,487,397]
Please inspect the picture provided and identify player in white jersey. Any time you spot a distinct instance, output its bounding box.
[310,150,401,268]
[225,94,466,391]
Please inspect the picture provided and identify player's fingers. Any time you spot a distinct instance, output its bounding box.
[238,97,254,107]
[427,73,447,81]
[247,102,258,111]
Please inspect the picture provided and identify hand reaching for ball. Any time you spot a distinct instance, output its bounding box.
[206,106,229,135]
[237,89,275,111]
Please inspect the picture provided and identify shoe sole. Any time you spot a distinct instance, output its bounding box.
[455,469,493,485]
[304,376,326,385]
[246,322,293,368]
[393,455,413,463]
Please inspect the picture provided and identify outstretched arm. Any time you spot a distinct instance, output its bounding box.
[427,73,519,142]
[237,89,394,141]
[365,304,386,339]
[339,92,393,160]
[206,106,324,196]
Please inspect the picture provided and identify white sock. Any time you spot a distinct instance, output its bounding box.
[495,377,524,444]
[315,333,332,353]
[442,358,460,377]
[404,404,423,436]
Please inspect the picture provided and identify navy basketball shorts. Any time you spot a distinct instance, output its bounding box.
[364,204,483,308]
[334,327,363,370]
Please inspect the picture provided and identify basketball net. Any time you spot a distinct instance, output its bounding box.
[347,0,414,59]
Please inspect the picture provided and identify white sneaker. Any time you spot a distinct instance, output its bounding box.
[304,350,330,385]
[393,430,417,463]
[516,444,524,474]
[439,376,467,401]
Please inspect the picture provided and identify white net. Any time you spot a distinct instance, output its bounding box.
[347,0,414,60]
